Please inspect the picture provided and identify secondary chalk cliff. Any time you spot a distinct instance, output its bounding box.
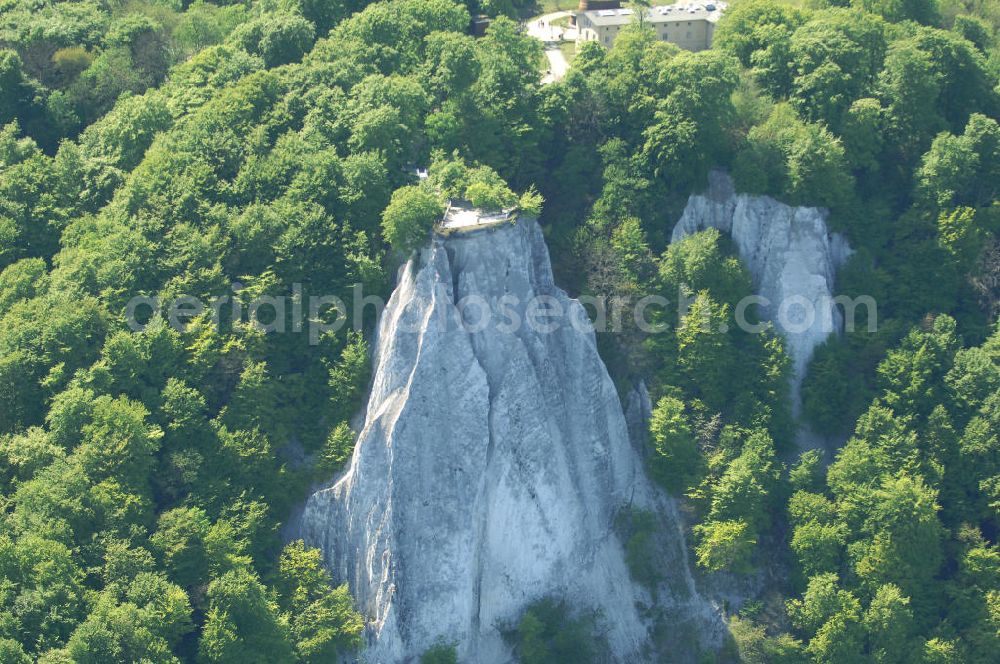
[295,218,723,662]
[671,171,853,413]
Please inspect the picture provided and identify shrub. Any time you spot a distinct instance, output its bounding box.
[381,184,443,253]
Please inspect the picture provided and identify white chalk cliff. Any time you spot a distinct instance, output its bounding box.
[671,171,853,413]
[295,218,723,662]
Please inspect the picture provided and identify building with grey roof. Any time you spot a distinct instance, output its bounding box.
[575,2,727,51]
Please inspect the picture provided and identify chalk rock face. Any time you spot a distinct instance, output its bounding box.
[672,171,853,409]
[296,218,721,662]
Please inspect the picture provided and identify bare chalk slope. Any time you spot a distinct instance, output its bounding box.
[672,171,853,416]
[295,218,723,662]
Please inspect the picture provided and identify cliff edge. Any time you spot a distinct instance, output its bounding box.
[672,171,853,419]
[295,218,723,662]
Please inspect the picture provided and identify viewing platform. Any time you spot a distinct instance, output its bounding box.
[437,199,517,235]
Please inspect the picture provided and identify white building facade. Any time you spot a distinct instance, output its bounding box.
[576,2,726,51]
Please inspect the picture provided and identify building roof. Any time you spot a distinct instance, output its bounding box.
[581,2,726,27]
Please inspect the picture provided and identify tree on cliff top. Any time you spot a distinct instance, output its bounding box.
[381,183,444,254]
[429,154,544,215]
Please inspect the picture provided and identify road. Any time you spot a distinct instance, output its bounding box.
[542,47,569,84]
[525,11,575,84]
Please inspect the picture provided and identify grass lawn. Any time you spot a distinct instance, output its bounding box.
[559,40,577,65]
[539,0,578,13]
